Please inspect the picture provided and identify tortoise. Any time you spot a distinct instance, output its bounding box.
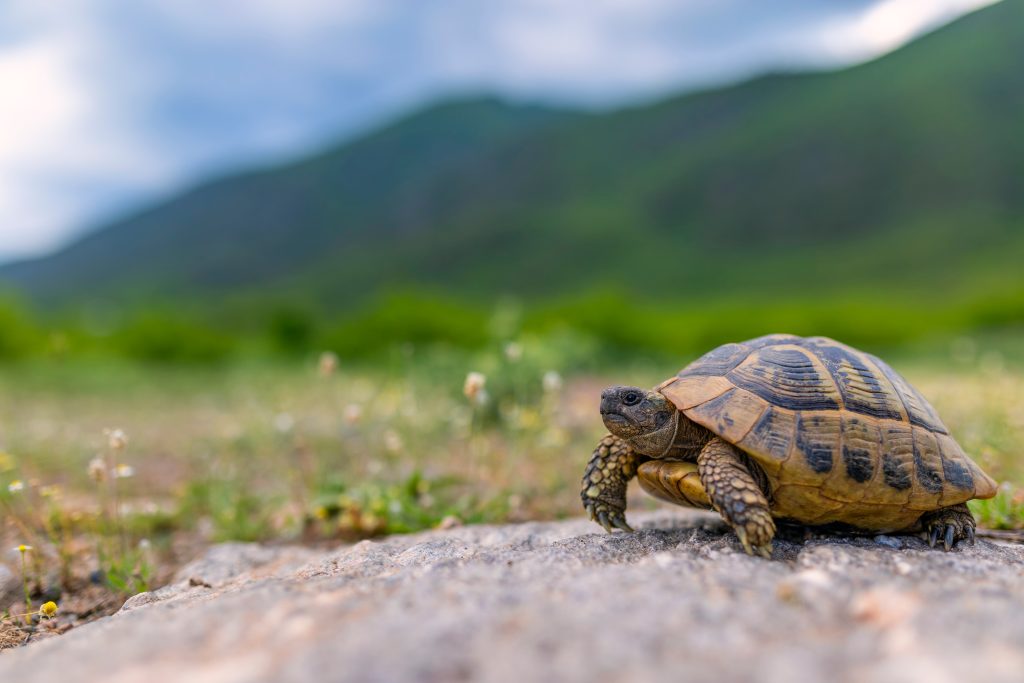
[581,334,998,557]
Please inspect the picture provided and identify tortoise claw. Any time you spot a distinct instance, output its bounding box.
[735,527,753,556]
[921,503,976,551]
[611,515,634,533]
[585,502,631,534]
[730,514,774,558]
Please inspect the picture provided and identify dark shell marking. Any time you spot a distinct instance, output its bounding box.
[794,414,835,474]
[727,346,840,412]
[671,335,987,501]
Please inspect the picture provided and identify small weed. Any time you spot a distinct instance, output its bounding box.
[177,479,281,542]
[969,484,1024,530]
[307,471,510,538]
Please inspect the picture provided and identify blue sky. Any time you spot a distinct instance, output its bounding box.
[0,0,998,263]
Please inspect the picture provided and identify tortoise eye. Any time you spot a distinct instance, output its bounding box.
[622,391,641,406]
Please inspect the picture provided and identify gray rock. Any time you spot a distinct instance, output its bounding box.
[2,510,1024,683]
[120,542,321,612]
[0,564,20,613]
[873,534,903,549]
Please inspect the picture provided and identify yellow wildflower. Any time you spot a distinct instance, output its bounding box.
[40,485,61,498]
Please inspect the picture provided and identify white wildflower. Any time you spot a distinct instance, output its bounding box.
[383,430,404,454]
[344,404,363,425]
[105,428,128,452]
[542,370,563,393]
[88,457,107,482]
[463,372,486,402]
[273,413,295,434]
[114,464,135,479]
[504,342,523,362]
[318,351,338,377]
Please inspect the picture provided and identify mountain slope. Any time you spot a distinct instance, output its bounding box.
[3,0,1023,312]
[1,98,580,305]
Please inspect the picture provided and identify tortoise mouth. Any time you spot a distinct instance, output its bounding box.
[601,411,631,427]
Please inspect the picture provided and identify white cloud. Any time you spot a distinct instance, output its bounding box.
[0,8,171,259]
[812,0,1001,60]
[0,0,1004,262]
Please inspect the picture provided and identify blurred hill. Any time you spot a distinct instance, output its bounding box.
[2,0,1022,316]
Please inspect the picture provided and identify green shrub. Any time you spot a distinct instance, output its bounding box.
[0,296,40,360]
[112,314,235,363]
[322,293,490,357]
[267,306,316,355]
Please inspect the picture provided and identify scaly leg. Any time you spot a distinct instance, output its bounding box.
[919,503,976,551]
[581,434,638,532]
[698,437,775,558]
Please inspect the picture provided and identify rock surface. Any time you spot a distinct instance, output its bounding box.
[0,564,19,614]
[3,510,1024,683]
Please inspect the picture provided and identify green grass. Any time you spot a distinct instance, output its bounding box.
[970,485,1024,530]
[1,331,1023,637]
[2,331,1023,539]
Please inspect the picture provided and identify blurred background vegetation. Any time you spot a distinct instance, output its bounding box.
[1,0,1023,633]
[1,3,1023,362]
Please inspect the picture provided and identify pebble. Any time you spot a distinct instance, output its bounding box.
[874,535,903,549]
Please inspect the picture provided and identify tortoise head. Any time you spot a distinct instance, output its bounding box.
[600,386,679,456]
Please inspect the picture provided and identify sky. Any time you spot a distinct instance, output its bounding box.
[0,0,1000,263]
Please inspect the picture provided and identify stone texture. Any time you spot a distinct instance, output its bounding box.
[0,564,20,614]
[2,510,1024,683]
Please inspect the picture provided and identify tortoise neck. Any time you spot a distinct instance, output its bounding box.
[673,416,714,451]
[629,409,679,457]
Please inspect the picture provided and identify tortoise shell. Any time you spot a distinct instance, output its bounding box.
[655,334,998,530]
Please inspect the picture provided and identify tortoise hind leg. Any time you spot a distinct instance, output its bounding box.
[698,437,776,558]
[919,503,976,551]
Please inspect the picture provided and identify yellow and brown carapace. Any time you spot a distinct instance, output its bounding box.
[584,333,997,556]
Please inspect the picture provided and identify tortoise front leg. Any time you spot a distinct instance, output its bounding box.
[581,434,639,532]
[697,437,776,558]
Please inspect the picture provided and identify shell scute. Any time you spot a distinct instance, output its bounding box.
[797,339,905,421]
[877,425,915,505]
[737,406,796,465]
[901,428,944,510]
[682,387,766,448]
[793,412,838,475]
[677,343,750,377]
[726,345,841,412]
[840,415,881,486]
[867,352,948,434]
